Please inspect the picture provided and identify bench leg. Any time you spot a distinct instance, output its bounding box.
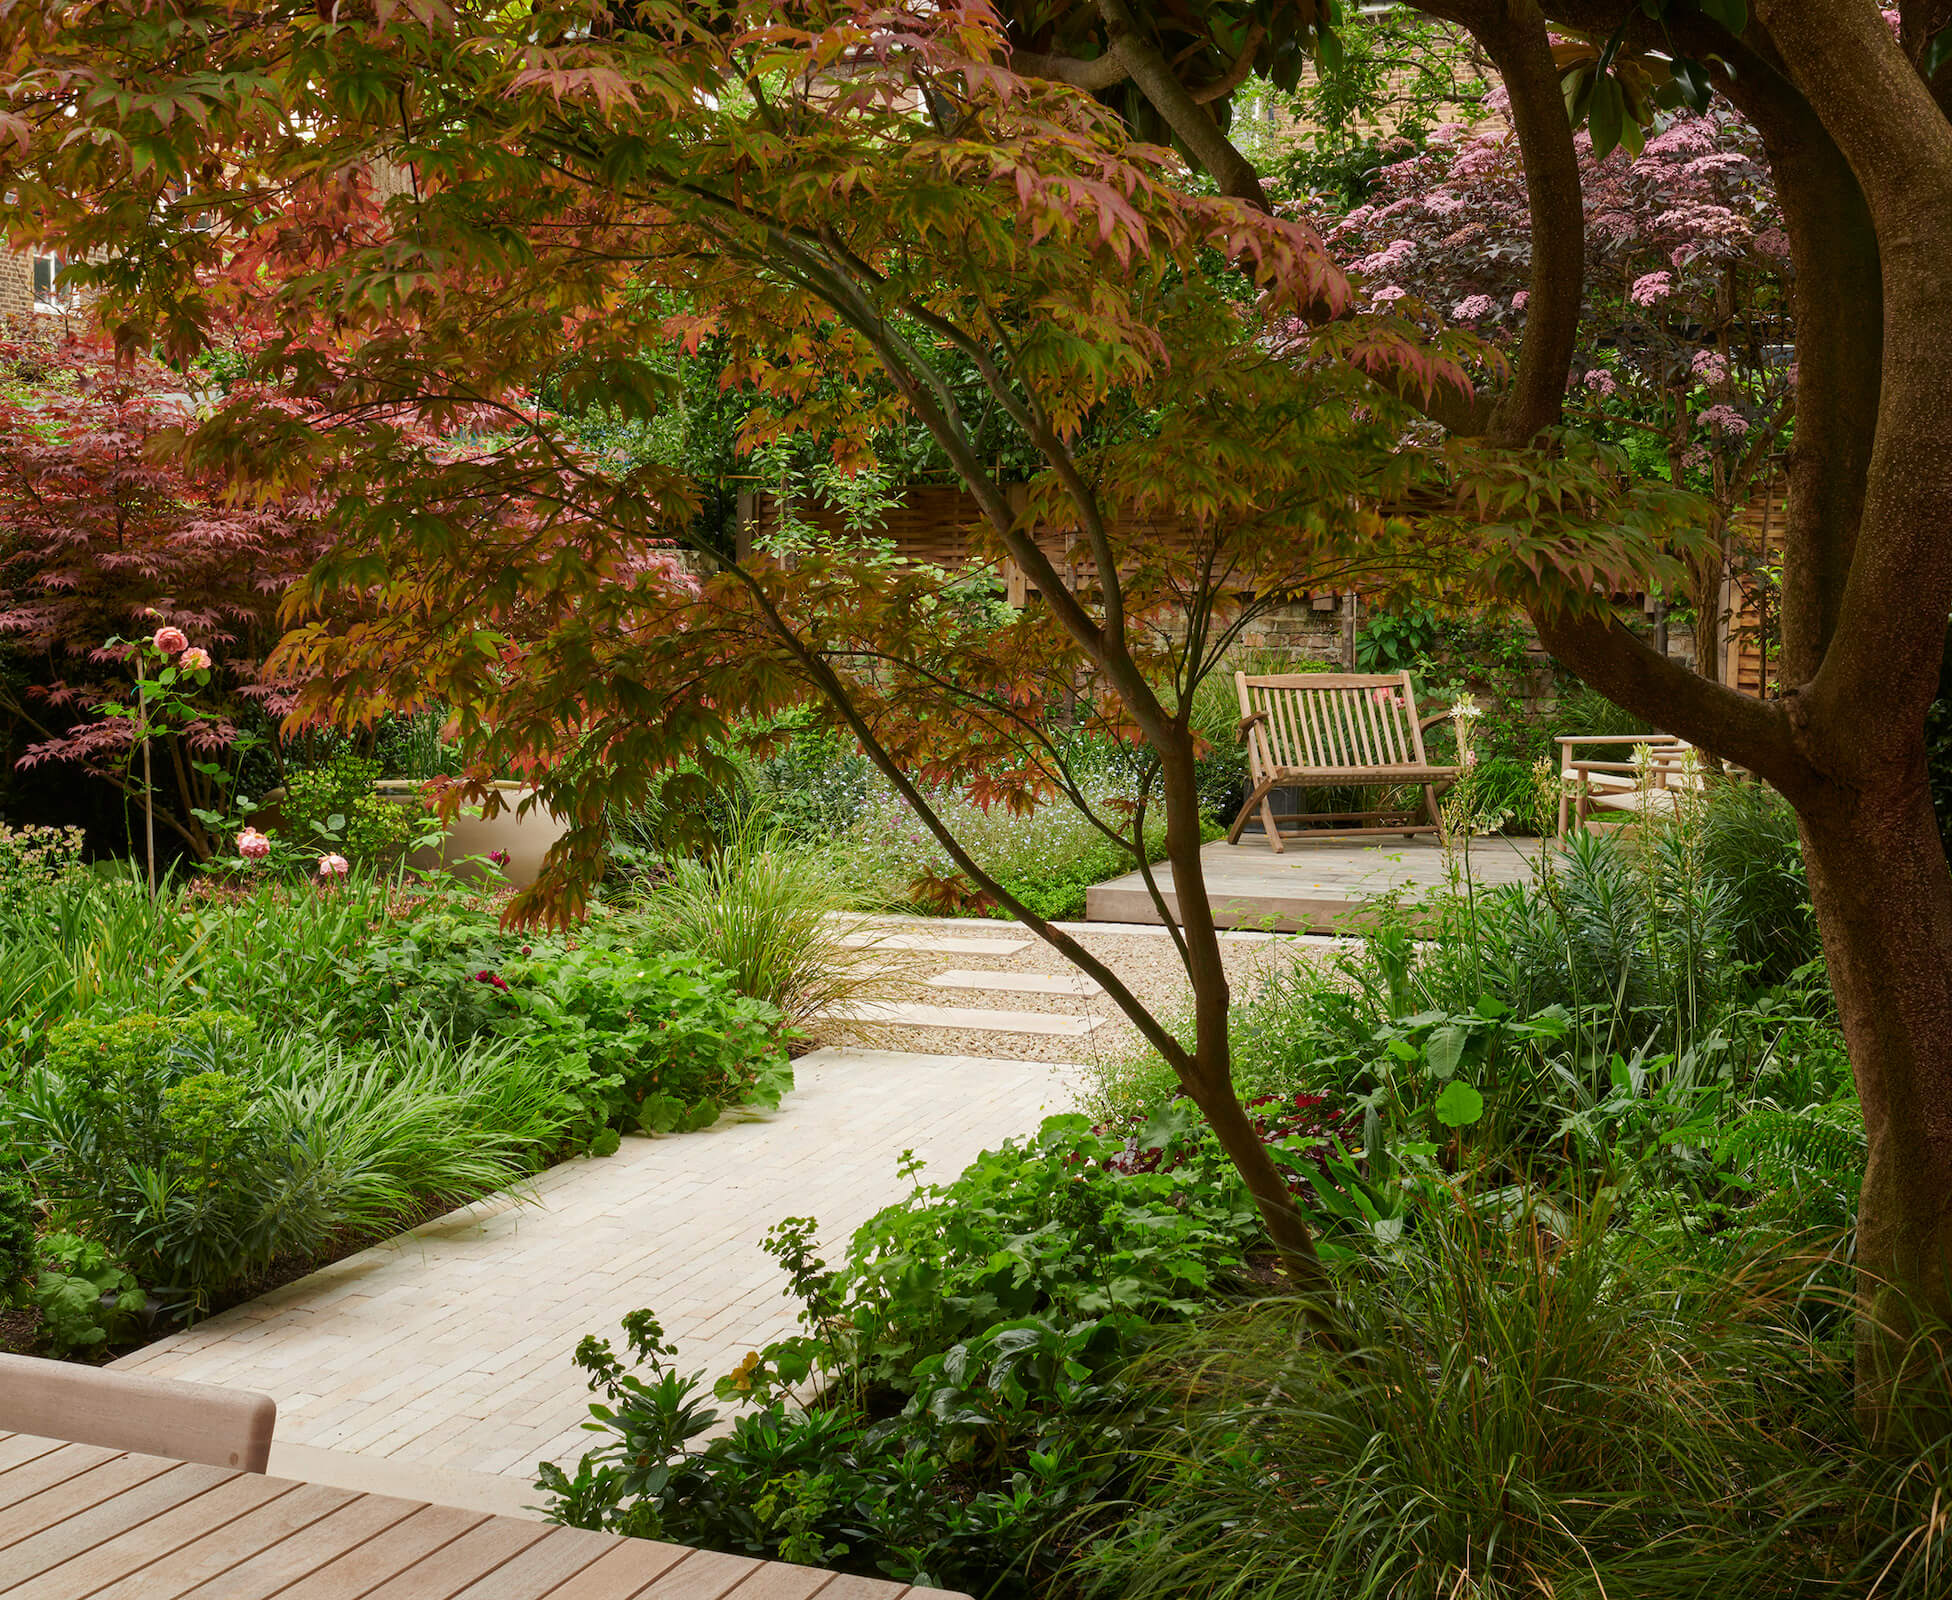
[1228,777,1285,853]
[1422,782,1445,840]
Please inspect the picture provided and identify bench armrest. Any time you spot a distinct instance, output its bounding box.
[1236,710,1269,743]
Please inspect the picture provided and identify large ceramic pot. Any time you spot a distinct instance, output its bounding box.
[374,780,569,889]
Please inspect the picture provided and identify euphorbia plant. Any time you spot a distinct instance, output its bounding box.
[0,0,1690,1304]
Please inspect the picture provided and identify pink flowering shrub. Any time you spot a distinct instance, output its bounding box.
[1324,106,1791,481]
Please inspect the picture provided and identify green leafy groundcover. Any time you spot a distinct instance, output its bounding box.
[0,862,796,1352]
[537,1109,1333,1595]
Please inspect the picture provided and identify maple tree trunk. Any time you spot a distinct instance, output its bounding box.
[1153,724,1335,1307]
[1799,768,1952,1434]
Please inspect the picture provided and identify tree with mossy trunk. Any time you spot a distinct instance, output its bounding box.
[0,0,1688,1307]
[1003,0,1952,1421]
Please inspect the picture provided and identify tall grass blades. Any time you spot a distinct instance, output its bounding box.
[5,1010,571,1320]
[255,1022,565,1236]
[1081,1205,1842,1600]
[640,817,900,1030]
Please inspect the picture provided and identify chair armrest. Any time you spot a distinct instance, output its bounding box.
[1236,711,1269,743]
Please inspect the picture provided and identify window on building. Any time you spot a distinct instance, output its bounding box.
[32,252,70,311]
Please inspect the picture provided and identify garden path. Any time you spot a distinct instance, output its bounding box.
[108,918,1334,1526]
[111,1043,1079,1521]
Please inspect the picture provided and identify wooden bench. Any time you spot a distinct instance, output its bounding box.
[0,1351,276,1472]
[1556,734,1699,834]
[1228,670,1459,853]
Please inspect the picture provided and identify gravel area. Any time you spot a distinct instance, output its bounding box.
[811,914,1347,1067]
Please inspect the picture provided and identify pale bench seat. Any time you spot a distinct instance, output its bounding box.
[1228,669,1459,853]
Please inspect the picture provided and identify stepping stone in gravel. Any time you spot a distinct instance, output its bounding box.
[837,932,1030,955]
[823,1000,1107,1037]
[927,969,1104,996]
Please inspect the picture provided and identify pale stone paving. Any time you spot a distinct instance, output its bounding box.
[113,1047,1079,1511]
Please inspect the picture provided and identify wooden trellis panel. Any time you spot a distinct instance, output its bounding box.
[1722,476,1788,698]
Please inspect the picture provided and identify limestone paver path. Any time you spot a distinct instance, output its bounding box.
[113,1046,1077,1517]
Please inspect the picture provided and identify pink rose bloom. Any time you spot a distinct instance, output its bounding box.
[237,827,271,861]
[152,626,189,656]
[317,853,350,879]
[179,646,213,671]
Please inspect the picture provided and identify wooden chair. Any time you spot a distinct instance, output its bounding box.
[1227,670,1459,854]
[0,1352,276,1472]
[1555,734,1699,834]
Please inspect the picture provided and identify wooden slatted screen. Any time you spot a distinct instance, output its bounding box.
[744,486,1349,608]
[1724,475,1788,698]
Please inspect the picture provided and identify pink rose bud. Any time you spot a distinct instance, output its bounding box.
[317,853,350,878]
[179,647,212,671]
[237,827,271,860]
[152,626,189,656]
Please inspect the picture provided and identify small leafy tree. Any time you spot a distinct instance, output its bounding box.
[0,331,321,857]
[0,0,1685,1300]
[1322,99,1793,676]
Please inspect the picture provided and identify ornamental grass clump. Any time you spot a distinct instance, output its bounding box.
[5,1008,568,1320]
[640,815,901,1032]
[1082,1203,1838,1600]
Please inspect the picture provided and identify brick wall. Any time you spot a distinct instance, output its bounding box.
[0,246,34,321]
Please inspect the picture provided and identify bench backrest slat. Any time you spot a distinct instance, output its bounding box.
[0,1353,276,1473]
[1235,670,1430,779]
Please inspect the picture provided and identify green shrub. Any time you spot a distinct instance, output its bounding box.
[18,1011,317,1315]
[278,750,416,863]
[0,1173,34,1305]
[744,715,872,843]
[8,1006,572,1323]
[499,943,793,1147]
[540,1116,1269,1594]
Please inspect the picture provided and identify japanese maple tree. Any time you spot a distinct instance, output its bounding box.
[0,0,1686,1299]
